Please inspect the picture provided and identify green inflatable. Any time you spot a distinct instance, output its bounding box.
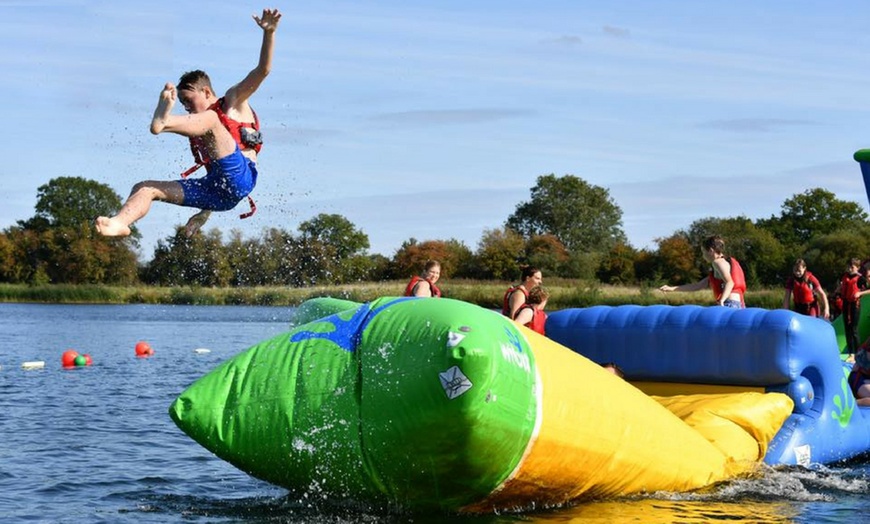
[831,295,870,354]
[169,297,538,511]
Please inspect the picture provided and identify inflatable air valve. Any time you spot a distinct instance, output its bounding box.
[769,376,814,415]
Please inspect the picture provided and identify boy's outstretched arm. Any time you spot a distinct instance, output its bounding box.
[225,8,282,106]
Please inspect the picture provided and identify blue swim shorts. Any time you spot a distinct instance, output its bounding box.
[180,147,258,211]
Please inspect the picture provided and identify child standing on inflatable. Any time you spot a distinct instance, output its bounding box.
[835,258,870,355]
[404,260,442,297]
[659,235,746,308]
[502,266,543,319]
[96,8,282,238]
[512,285,549,335]
[783,258,830,319]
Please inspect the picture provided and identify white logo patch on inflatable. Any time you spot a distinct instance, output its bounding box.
[794,444,812,467]
[446,331,466,348]
[439,365,473,399]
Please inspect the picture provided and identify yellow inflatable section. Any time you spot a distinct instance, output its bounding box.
[463,327,794,512]
[655,393,795,466]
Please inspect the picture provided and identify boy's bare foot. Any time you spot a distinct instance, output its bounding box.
[95,216,131,237]
[185,210,212,237]
[150,83,176,134]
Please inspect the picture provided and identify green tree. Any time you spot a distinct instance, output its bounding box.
[756,188,867,251]
[506,174,626,252]
[597,242,637,285]
[298,213,370,259]
[227,228,302,286]
[0,177,140,284]
[21,176,137,237]
[143,228,231,286]
[633,248,661,283]
[473,227,526,280]
[297,214,372,284]
[803,225,870,289]
[655,234,698,285]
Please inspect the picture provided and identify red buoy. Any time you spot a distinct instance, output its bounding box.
[61,349,79,368]
[135,341,154,357]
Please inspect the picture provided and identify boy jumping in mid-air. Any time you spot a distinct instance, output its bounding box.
[96,8,281,237]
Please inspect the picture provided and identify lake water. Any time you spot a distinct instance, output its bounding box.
[1,303,869,523]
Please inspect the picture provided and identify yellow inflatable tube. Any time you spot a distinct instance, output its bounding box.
[463,327,793,512]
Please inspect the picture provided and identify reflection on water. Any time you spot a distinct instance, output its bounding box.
[530,499,800,523]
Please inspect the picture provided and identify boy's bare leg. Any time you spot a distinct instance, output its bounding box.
[95,180,184,237]
[185,210,212,237]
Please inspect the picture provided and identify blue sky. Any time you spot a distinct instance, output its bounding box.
[4,1,870,259]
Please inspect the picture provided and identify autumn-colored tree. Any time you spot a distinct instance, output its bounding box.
[525,234,569,276]
[392,238,472,281]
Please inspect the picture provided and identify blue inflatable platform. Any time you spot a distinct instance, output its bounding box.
[547,305,870,467]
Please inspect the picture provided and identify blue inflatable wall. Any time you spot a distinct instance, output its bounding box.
[547,305,870,466]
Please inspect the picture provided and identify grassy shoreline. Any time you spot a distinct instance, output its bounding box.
[0,281,785,310]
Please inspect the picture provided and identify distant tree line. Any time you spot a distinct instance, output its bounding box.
[2,175,869,295]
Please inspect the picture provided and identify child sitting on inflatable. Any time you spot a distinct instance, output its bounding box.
[502,266,543,319]
[404,260,442,297]
[513,285,549,335]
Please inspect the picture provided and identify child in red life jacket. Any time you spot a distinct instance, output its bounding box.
[502,266,543,319]
[96,8,281,238]
[404,260,442,298]
[830,291,844,321]
[512,285,549,335]
[835,258,870,355]
[783,258,830,319]
[659,235,746,308]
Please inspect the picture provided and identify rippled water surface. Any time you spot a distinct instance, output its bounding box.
[1,303,868,523]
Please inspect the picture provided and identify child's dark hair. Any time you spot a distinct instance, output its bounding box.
[527,285,549,305]
[601,362,625,378]
[702,235,725,254]
[178,70,213,92]
[520,265,541,280]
